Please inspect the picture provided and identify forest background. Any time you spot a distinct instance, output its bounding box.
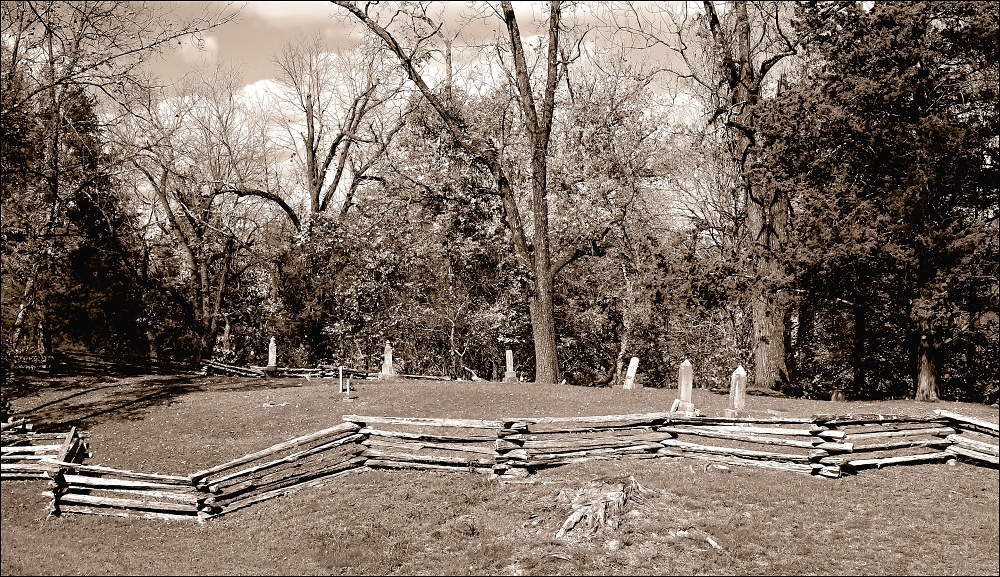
[2,1,997,404]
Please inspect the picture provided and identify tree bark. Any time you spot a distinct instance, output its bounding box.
[915,335,940,401]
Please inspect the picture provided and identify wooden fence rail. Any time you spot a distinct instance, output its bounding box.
[4,409,996,522]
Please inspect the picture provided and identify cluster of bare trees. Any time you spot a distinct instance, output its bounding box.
[6,1,992,402]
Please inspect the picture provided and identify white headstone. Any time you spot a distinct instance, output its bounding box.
[503,349,517,383]
[267,337,277,368]
[380,341,395,378]
[622,357,641,390]
[730,365,747,410]
[678,359,693,403]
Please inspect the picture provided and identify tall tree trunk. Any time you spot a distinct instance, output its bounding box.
[915,335,940,401]
[852,293,867,394]
[746,179,790,390]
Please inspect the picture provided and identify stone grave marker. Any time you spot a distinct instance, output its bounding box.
[622,357,641,390]
[725,365,747,418]
[503,350,518,383]
[677,359,696,415]
[379,341,395,379]
[264,337,278,377]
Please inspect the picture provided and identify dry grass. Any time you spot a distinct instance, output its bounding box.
[2,375,998,575]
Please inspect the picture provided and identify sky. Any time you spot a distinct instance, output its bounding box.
[149,2,355,85]
[147,1,563,88]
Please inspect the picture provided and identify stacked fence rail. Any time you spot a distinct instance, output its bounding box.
[188,421,368,519]
[2,424,88,480]
[2,410,996,522]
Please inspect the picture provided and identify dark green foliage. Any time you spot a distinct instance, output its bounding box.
[759,1,999,401]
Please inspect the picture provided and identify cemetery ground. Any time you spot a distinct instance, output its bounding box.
[2,375,998,576]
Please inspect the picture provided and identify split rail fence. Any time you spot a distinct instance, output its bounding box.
[2,409,996,522]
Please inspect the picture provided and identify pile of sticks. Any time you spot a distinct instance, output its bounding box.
[345,416,499,474]
[2,424,89,480]
[188,422,367,519]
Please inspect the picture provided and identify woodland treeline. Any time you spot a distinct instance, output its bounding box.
[2,1,997,403]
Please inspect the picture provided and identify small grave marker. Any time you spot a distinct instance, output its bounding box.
[380,341,395,379]
[264,337,278,377]
[622,357,641,390]
[503,350,518,383]
[675,359,696,416]
[725,365,747,418]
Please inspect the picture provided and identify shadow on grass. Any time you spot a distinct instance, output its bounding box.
[13,375,309,432]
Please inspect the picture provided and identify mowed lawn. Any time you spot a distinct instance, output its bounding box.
[2,375,998,575]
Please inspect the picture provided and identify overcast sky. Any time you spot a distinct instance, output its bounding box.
[149,2,356,85]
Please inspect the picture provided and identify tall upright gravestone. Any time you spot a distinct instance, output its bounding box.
[676,359,696,416]
[622,357,641,390]
[379,341,395,379]
[264,337,278,377]
[725,365,747,418]
[503,350,518,383]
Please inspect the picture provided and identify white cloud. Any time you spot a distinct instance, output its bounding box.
[179,34,220,64]
[243,2,337,26]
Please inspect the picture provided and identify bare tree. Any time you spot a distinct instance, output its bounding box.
[1,1,236,355]
[333,1,624,384]
[123,65,285,360]
[606,1,799,390]
[271,33,407,220]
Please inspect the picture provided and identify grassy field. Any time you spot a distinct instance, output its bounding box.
[2,375,998,575]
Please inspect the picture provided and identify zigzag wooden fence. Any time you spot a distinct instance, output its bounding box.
[1,423,89,480]
[2,410,996,522]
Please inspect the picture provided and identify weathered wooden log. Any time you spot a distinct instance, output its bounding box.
[665,424,842,439]
[845,427,955,441]
[55,486,202,504]
[58,504,196,521]
[212,456,368,505]
[657,426,822,448]
[945,434,999,456]
[934,410,999,437]
[210,459,368,518]
[661,439,812,462]
[816,465,842,478]
[1,431,90,441]
[54,427,77,464]
[1,418,28,431]
[1,444,63,453]
[1,462,55,475]
[813,414,943,426]
[849,438,952,453]
[945,445,999,466]
[845,451,950,469]
[190,422,360,482]
[343,415,503,429]
[2,454,51,461]
[359,428,495,443]
[362,438,495,455]
[516,432,676,452]
[61,474,192,492]
[362,459,494,474]
[362,448,494,467]
[523,444,661,461]
[204,360,265,377]
[210,447,366,494]
[666,451,821,475]
[57,491,198,514]
[203,433,365,486]
[39,460,192,484]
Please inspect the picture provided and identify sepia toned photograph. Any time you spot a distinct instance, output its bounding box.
[2,1,997,574]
